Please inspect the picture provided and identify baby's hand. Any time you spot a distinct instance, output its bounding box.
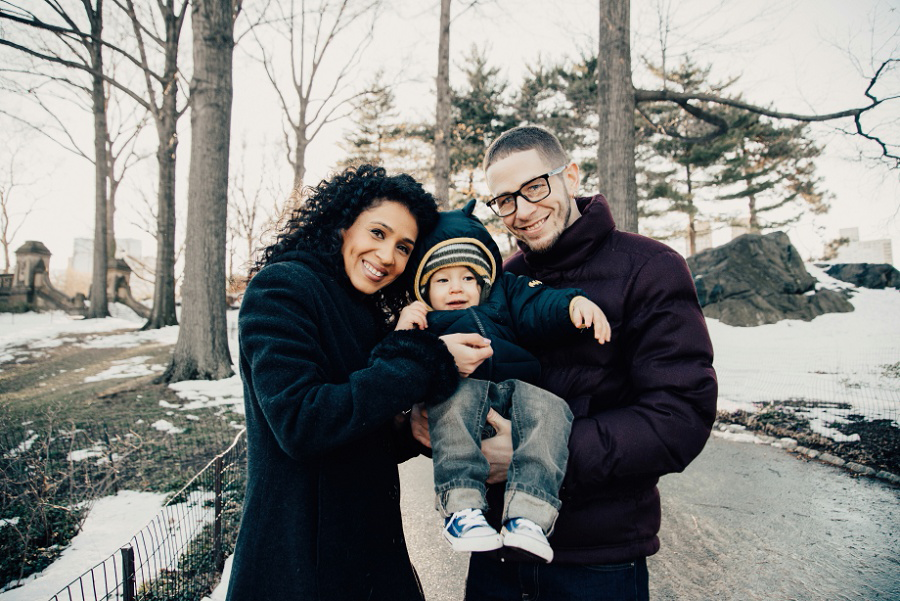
[569,296,611,344]
[396,301,429,331]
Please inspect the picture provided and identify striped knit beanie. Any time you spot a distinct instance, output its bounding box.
[418,241,494,304]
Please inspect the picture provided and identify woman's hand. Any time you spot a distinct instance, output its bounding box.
[482,409,512,484]
[410,403,431,448]
[569,296,611,344]
[439,332,493,377]
[395,301,429,331]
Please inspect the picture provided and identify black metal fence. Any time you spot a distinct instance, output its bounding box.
[46,430,246,601]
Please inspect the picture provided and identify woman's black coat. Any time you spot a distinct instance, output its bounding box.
[226,250,457,601]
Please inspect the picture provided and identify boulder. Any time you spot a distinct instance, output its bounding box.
[819,263,899,289]
[687,231,854,326]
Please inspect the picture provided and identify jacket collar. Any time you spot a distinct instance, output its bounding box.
[516,194,616,272]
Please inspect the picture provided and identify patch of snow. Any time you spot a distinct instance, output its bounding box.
[151,419,185,435]
[169,374,244,413]
[0,310,144,366]
[78,325,178,349]
[0,491,168,600]
[709,283,900,434]
[0,517,20,529]
[83,356,165,382]
[712,430,763,444]
[3,432,38,459]
[67,444,106,462]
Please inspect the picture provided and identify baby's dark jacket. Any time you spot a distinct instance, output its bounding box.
[411,200,586,385]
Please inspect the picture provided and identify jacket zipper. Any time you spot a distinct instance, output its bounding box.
[468,308,492,376]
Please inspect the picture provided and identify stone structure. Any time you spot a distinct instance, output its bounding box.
[687,232,854,327]
[0,241,85,313]
[108,258,151,318]
[0,241,149,317]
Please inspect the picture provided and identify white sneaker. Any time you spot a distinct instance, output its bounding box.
[442,508,503,552]
[501,517,554,563]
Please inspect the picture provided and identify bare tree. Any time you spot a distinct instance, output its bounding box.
[227,141,283,281]
[164,0,241,382]
[113,0,191,330]
[1,1,195,327]
[0,50,149,271]
[597,0,898,233]
[0,1,113,317]
[0,148,35,273]
[249,0,382,194]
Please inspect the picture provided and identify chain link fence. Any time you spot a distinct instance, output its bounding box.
[41,430,246,601]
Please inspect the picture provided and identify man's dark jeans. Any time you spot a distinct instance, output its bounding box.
[465,553,650,601]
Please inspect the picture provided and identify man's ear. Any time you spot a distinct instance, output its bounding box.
[564,162,580,197]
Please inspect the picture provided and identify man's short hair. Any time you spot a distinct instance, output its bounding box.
[482,125,569,172]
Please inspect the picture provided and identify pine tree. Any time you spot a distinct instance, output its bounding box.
[637,59,735,254]
[716,116,830,233]
[337,74,433,184]
[449,45,512,202]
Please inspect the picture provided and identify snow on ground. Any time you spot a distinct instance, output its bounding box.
[1,279,898,600]
[0,491,168,600]
[83,355,166,382]
[151,418,186,434]
[710,266,899,439]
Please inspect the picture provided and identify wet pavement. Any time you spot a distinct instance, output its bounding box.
[399,435,899,601]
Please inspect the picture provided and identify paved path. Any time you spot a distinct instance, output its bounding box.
[399,435,899,601]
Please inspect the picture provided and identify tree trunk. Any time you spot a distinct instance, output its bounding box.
[597,0,637,232]
[164,0,235,382]
[686,163,696,255]
[142,6,183,330]
[87,4,109,319]
[144,123,179,329]
[433,0,451,209]
[748,189,759,233]
[292,121,307,192]
[106,176,116,262]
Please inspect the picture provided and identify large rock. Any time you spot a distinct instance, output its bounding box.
[819,263,899,289]
[687,231,854,326]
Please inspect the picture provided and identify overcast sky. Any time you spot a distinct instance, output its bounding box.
[2,0,897,270]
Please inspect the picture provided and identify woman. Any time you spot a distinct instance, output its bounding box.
[226,166,465,601]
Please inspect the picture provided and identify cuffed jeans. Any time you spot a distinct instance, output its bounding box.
[429,378,573,533]
[465,553,650,601]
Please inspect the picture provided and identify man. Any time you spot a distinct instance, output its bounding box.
[466,125,718,599]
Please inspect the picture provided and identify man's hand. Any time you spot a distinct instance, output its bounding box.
[569,296,611,344]
[482,409,512,484]
[439,332,493,377]
[410,403,430,448]
[396,301,429,331]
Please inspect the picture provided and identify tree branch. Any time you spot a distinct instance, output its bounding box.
[636,58,899,164]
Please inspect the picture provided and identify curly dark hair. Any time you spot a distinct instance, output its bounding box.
[255,165,440,318]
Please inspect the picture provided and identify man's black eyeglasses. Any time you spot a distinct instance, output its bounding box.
[485,165,568,217]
